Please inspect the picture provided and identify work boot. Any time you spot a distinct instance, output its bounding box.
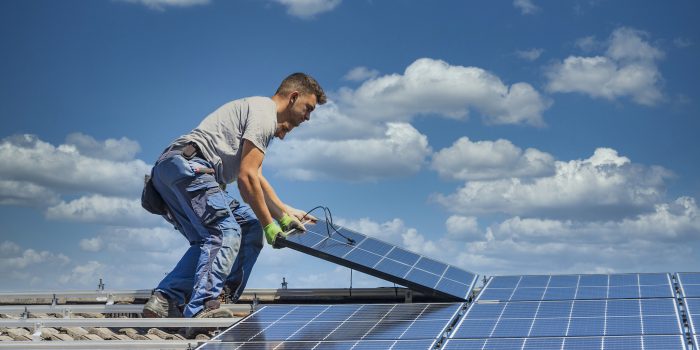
[181,300,235,338]
[194,299,235,319]
[143,291,182,318]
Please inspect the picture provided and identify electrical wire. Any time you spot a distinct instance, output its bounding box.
[301,206,356,245]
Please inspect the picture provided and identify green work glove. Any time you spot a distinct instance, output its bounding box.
[263,222,284,247]
[278,213,306,232]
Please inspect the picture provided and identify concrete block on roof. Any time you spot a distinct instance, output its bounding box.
[195,333,210,341]
[0,335,14,341]
[145,333,163,340]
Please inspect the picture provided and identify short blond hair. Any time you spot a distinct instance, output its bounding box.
[275,73,327,105]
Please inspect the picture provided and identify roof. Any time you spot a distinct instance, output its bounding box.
[0,287,444,349]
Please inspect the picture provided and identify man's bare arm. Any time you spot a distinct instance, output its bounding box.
[237,140,274,227]
[258,168,286,220]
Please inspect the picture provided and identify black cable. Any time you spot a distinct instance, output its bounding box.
[301,206,356,245]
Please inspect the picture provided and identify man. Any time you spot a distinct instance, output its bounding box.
[143,73,326,318]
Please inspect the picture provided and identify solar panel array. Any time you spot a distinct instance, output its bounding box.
[198,303,461,350]
[677,272,700,298]
[446,273,688,350]
[277,220,478,300]
[685,298,700,336]
[477,273,674,302]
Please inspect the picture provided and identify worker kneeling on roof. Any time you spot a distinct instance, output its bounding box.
[141,73,326,318]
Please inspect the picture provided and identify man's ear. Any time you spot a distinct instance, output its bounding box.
[289,91,299,105]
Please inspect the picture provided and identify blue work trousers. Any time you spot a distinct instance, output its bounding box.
[151,150,263,317]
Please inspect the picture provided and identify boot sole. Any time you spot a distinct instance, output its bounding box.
[143,307,167,318]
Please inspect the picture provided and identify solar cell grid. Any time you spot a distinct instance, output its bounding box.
[677,272,700,297]
[197,339,437,350]
[450,298,683,339]
[478,273,673,302]
[278,220,478,300]
[686,298,700,335]
[442,335,686,350]
[206,303,460,347]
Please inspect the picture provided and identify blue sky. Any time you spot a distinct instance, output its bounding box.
[1,0,699,291]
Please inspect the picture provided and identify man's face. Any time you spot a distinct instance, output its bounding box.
[275,92,317,139]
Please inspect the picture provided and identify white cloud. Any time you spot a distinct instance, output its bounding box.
[65,133,141,162]
[0,247,70,269]
[434,148,672,220]
[575,35,601,52]
[268,123,431,181]
[343,66,380,82]
[45,194,161,226]
[289,101,384,141]
[0,134,150,197]
[673,37,693,48]
[79,237,104,252]
[516,48,544,61]
[337,58,550,126]
[274,0,341,19]
[514,0,539,14]
[0,241,21,255]
[547,27,665,105]
[0,180,60,207]
[118,0,209,11]
[445,215,482,241]
[58,261,105,286]
[430,137,555,181]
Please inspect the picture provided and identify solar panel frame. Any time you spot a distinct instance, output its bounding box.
[477,273,674,302]
[676,272,700,298]
[449,298,684,339]
[277,220,479,300]
[198,302,463,350]
[441,335,687,350]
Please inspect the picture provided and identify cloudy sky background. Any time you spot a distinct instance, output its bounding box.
[1,0,698,291]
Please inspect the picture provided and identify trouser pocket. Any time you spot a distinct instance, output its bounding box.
[186,174,233,229]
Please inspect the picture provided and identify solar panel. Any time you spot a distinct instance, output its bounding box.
[449,298,683,339]
[197,303,461,350]
[277,220,478,300]
[676,272,700,297]
[197,339,436,349]
[442,335,687,350]
[477,273,674,302]
[686,298,700,335]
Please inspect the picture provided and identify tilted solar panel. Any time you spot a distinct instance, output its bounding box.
[477,273,673,302]
[449,298,683,339]
[676,272,700,298]
[277,220,478,300]
[442,335,687,350]
[197,303,462,350]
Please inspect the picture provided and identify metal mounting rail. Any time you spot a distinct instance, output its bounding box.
[0,304,144,314]
[0,303,252,315]
[0,317,241,328]
[0,340,200,349]
[0,287,426,305]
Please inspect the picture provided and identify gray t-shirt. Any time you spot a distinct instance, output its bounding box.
[171,96,277,184]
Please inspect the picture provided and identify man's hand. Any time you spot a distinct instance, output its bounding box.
[279,213,306,232]
[286,206,318,224]
[263,222,285,248]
